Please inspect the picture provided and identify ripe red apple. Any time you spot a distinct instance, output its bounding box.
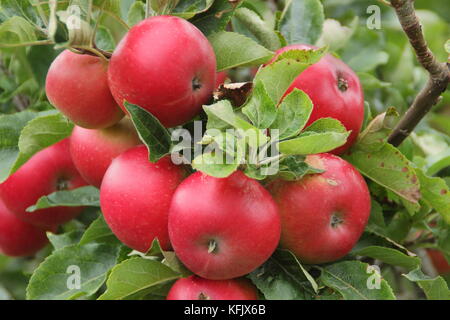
[46,50,124,129]
[269,44,364,154]
[108,15,216,128]
[100,145,185,252]
[0,138,88,229]
[167,275,259,300]
[70,118,141,188]
[427,249,450,275]
[267,153,371,264]
[0,198,49,257]
[168,171,281,280]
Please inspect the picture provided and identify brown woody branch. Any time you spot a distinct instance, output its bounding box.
[387,0,450,146]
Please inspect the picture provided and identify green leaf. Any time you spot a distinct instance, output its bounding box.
[352,246,421,271]
[403,268,450,300]
[340,27,389,72]
[127,0,145,26]
[241,80,277,129]
[277,155,324,181]
[426,149,450,176]
[345,143,421,204]
[365,200,388,237]
[278,132,348,155]
[272,46,328,65]
[276,249,318,294]
[48,230,85,250]
[278,118,349,155]
[12,111,74,175]
[357,72,391,90]
[248,250,315,300]
[208,31,274,71]
[417,169,450,224]
[190,0,240,36]
[316,18,358,51]
[146,239,192,276]
[79,215,119,245]
[0,110,38,182]
[27,45,60,87]
[304,117,348,133]
[172,0,214,19]
[386,211,414,243]
[27,186,100,212]
[0,0,44,30]
[204,100,236,130]
[95,26,115,51]
[199,130,244,161]
[244,163,271,181]
[94,0,122,16]
[253,48,326,105]
[125,102,172,163]
[271,89,313,140]
[26,243,122,300]
[0,16,37,47]
[355,109,399,152]
[320,261,396,300]
[233,7,281,51]
[279,0,324,45]
[98,257,180,300]
[203,100,267,146]
[0,110,73,183]
[192,152,239,178]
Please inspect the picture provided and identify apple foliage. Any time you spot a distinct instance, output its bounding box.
[0,0,449,300]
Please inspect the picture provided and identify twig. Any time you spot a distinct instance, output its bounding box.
[71,45,112,60]
[387,0,450,147]
[12,95,30,112]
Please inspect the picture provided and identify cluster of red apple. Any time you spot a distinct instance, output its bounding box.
[0,15,415,300]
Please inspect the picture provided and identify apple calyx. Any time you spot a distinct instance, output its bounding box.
[207,239,219,254]
[192,77,202,91]
[198,292,210,300]
[330,213,344,228]
[337,76,349,92]
[56,177,70,191]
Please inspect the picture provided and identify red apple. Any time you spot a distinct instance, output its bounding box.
[267,153,371,264]
[70,118,141,188]
[168,171,281,280]
[427,249,450,275]
[108,15,216,128]
[0,138,88,229]
[269,44,364,154]
[0,198,49,257]
[100,145,185,252]
[46,50,124,129]
[167,275,259,300]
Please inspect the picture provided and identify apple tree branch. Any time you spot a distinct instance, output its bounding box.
[387,0,450,146]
